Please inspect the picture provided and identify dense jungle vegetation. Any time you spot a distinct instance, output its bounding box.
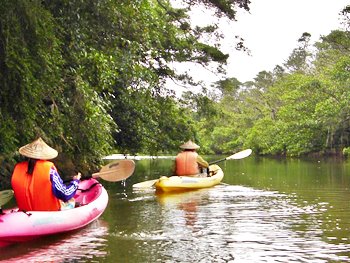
[1,0,350,185]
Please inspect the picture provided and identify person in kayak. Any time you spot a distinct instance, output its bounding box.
[11,137,81,211]
[174,140,209,177]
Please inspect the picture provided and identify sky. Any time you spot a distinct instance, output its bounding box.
[168,0,349,92]
[226,0,349,82]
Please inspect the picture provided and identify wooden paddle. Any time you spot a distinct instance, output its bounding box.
[66,159,136,183]
[209,149,252,165]
[86,159,135,182]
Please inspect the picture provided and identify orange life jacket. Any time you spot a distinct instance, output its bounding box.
[11,160,61,211]
[175,151,200,176]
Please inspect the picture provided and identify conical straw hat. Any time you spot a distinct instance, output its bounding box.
[19,137,58,160]
[179,140,200,150]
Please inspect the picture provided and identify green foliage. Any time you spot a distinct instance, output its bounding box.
[343,147,350,156]
[246,118,282,155]
[0,0,63,153]
[199,26,350,156]
[1,0,246,175]
[3,0,349,169]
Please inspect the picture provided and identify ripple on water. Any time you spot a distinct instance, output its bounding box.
[120,184,350,262]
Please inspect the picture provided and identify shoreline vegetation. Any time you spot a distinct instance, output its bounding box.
[1,2,350,190]
[1,151,348,191]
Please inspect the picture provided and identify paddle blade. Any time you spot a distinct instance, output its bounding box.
[133,179,158,189]
[227,149,252,160]
[0,190,14,206]
[92,159,135,182]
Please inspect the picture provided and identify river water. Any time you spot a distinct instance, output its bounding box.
[1,156,350,262]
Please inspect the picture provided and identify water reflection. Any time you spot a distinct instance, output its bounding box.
[156,189,210,229]
[2,157,350,262]
[123,183,350,262]
[0,220,109,262]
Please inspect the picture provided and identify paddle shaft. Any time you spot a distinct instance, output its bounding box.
[209,157,227,165]
[63,173,95,183]
[64,170,132,183]
[209,149,252,165]
[80,171,109,180]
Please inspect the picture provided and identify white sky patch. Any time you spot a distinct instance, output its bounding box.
[225,0,349,82]
[167,0,349,95]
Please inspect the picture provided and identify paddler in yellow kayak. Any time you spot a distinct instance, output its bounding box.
[173,140,209,177]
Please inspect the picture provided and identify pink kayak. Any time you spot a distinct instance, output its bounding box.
[0,178,108,247]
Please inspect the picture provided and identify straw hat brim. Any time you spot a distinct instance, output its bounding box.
[19,137,58,160]
[179,140,200,150]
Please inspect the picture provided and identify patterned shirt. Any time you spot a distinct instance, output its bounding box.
[49,166,79,202]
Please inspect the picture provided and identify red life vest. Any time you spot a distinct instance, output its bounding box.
[11,160,61,211]
[175,151,200,176]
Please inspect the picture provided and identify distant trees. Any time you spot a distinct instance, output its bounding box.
[192,8,350,156]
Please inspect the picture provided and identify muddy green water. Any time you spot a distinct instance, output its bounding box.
[1,156,350,262]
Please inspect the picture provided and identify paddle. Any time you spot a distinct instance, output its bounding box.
[0,190,14,207]
[133,179,159,189]
[66,159,136,183]
[209,149,252,165]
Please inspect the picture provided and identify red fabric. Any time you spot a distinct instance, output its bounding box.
[11,160,61,211]
[175,151,199,176]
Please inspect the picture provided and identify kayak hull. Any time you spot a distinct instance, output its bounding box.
[0,178,108,247]
[155,164,224,192]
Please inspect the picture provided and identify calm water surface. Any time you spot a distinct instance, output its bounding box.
[1,157,350,262]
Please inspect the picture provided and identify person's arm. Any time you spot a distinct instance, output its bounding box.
[197,155,209,168]
[50,166,80,202]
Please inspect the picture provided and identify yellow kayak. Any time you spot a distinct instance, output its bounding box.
[154,164,224,192]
